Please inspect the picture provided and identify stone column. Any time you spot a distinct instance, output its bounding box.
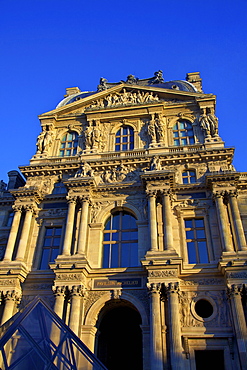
[77,196,89,255]
[228,191,247,251]
[62,196,77,256]
[147,191,158,251]
[68,285,84,337]
[15,205,34,261]
[3,205,22,261]
[1,291,19,325]
[161,190,174,251]
[228,284,247,367]
[148,283,163,370]
[53,286,66,319]
[213,192,234,252]
[166,282,184,370]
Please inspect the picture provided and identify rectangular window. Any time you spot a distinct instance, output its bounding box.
[40,227,62,269]
[184,218,208,264]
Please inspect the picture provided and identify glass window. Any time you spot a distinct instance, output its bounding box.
[182,170,196,184]
[59,131,78,157]
[115,126,134,151]
[40,227,62,269]
[102,211,139,268]
[173,120,195,146]
[184,218,208,264]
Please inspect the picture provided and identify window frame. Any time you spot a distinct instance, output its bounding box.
[182,170,196,184]
[102,210,139,268]
[39,226,63,270]
[173,120,195,146]
[59,131,78,157]
[115,125,134,152]
[184,217,209,264]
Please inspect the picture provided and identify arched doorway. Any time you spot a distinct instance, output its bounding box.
[96,301,143,370]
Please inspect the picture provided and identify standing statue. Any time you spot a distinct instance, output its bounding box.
[151,70,164,84]
[148,120,156,144]
[36,126,54,154]
[154,114,165,143]
[207,108,219,136]
[199,109,211,136]
[126,74,138,85]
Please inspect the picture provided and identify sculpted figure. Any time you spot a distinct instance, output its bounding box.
[150,156,161,171]
[199,109,211,136]
[104,170,112,183]
[126,74,138,84]
[148,120,156,143]
[154,114,165,142]
[75,162,93,177]
[152,70,164,84]
[36,130,46,153]
[84,124,93,148]
[97,77,108,92]
[207,108,219,136]
[0,180,6,191]
[43,128,53,152]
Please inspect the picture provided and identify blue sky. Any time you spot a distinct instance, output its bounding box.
[1,0,247,184]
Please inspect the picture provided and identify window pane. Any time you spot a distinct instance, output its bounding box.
[40,249,50,270]
[54,228,62,236]
[195,219,204,227]
[104,233,110,241]
[179,122,185,129]
[198,242,209,263]
[44,239,51,247]
[53,237,61,247]
[173,132,179,138]
[130,243,139,266]
[105,219,111,230]
[103,245,110,268]
[112,213,120,229]
[112,232,119,241]
[186,230,194,239]
[51,248,59,262]
[189,137,195,144]
[185,220,193,228]
[122,231,131,241]
[121,245,129,267]
[187,242,197,263]
[196,229,205,239]
[111,244,119,268]
[181,139,187,145]
[130,231,138,240]
[183,178,188,184]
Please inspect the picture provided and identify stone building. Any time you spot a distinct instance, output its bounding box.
[0,71,247,369]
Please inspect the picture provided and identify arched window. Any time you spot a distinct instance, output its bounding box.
[115,126,134,151]
[102,211,138,268]
[59,131,78,157]
[173,120,195,146]
[182,170,196,184]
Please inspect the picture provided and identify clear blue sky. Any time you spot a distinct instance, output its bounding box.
[1,0,247,184]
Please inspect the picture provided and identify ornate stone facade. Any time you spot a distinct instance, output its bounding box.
[0,71,247,369]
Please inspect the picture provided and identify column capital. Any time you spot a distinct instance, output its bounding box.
[52,285,67,297]
[146,189,157,198]
[78,194,90,203]
[69,285,86,297]
[66,195,77,204]
[228,189,238,198]
[147,282,162,295]
[227,284,244,298]
[160,188,170,196]
[4,290,21,302]
[12,204,22,212]
[165,282,180,295]
[212,190,225,199]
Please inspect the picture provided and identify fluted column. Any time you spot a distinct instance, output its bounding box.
[147,191,158,251]
[62,196,77,256]
[3,205,22,261]
[77,196,89,255]
[53,286,66,319]
[228,284,247,366]
[148,283,163,370]
[166,282,184,370]
[68,285,84,336]
[213,192,234,252]
[1,291,19,325]
[161,190,174,251]
[228,191,247,251]
[15,205,34,261]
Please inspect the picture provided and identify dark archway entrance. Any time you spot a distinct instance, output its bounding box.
[97,302,143,370]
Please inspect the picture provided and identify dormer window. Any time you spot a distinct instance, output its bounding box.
[115,126,134,151]
[59,132,78,157]
[173,120,195,146]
